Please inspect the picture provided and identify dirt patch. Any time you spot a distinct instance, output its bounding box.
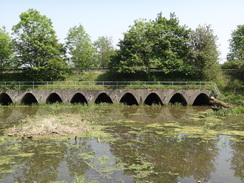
[6,114,95,138]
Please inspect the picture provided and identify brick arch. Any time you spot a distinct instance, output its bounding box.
[71,93,88,104]
[21,93,38,105]
[95,93,113,104]
[169,93,187,105]
[0,93,13,105]
[144,93,163,105]
[46,93,62,104]
[193,93,210,106]
[120,93,139,105]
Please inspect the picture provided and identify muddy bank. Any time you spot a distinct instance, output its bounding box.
[6,113,96,138]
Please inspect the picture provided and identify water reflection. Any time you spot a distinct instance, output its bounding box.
[230,139,244,181]
[0,106,243,182]
[107,127,218,182]
[144,105,162,119]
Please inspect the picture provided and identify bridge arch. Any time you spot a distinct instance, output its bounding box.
[169,93,187,106]
[120,93,138,105]
[95,93,113,104]
[0,93,13,105]
[21,93,38,105]
[46,93,62,104]
[71,93,88,104]
[144,93,163,105]
[193,93,210,106]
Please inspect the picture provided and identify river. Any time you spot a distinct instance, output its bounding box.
[0,105,243,183]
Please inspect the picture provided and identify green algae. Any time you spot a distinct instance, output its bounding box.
[12,152,35,157]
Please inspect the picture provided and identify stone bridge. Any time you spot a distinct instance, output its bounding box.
[0,89,214,106]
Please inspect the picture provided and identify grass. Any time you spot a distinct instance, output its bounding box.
[6,112,97,138]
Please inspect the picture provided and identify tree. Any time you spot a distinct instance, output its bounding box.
[227,25,244,61]
[94,36,115,68]
[0,27,15,71]
[12,9,68,80]
[65,24,96,70]
[109,19,153,73]
[109,13,191,75]
[189,25,221,80]
[222,59,244,82]
[150,13,191,74]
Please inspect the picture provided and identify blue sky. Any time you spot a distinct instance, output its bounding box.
[1,0,243,63]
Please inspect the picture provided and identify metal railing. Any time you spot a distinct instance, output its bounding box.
[0,81,220,96]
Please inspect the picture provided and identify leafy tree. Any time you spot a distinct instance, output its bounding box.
[227,25,244,61]
[109,19,153,73]
[189,25,221,80]
[222,59,244,82]
[0,27,15,71]
[224,25,244,82]
[109,13,191,75]
[65,24,96,70]
[12,9,68,80]
[94,36,115,68]
[150,13,191,74]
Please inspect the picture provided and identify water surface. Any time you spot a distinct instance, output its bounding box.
[0,105,243,183]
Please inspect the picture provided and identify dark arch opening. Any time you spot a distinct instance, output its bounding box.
[95,93,113,104]
[0,93,13,105]
[120,93,138,106]
[46,93,62,104]
[71,93,88,104]
[144,93,163,105]
[169,93,187,106]
[21,93,38,105]
[193,93,210,106]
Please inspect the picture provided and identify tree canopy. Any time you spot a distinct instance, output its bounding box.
[65,24,96,69]
[0,27,15,71]
[0,9,241,82]
[109,13,192,75]
[12,9,68,80]
[189,25,221,80]
[227,25,244,61]
[94,36,115,68]
[223,25,244,82]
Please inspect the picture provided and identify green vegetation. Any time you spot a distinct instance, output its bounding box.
[227,25,244,61]
[12,9,69,81]
[0,9,244,103]
[65,24,97,69]
[223,24,244,83]
[0,27,15,71]
[189,25,221,80]
[0,9,240,81]
[109,13,192,75]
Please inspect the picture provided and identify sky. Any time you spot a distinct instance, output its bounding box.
[0,0,243,63]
